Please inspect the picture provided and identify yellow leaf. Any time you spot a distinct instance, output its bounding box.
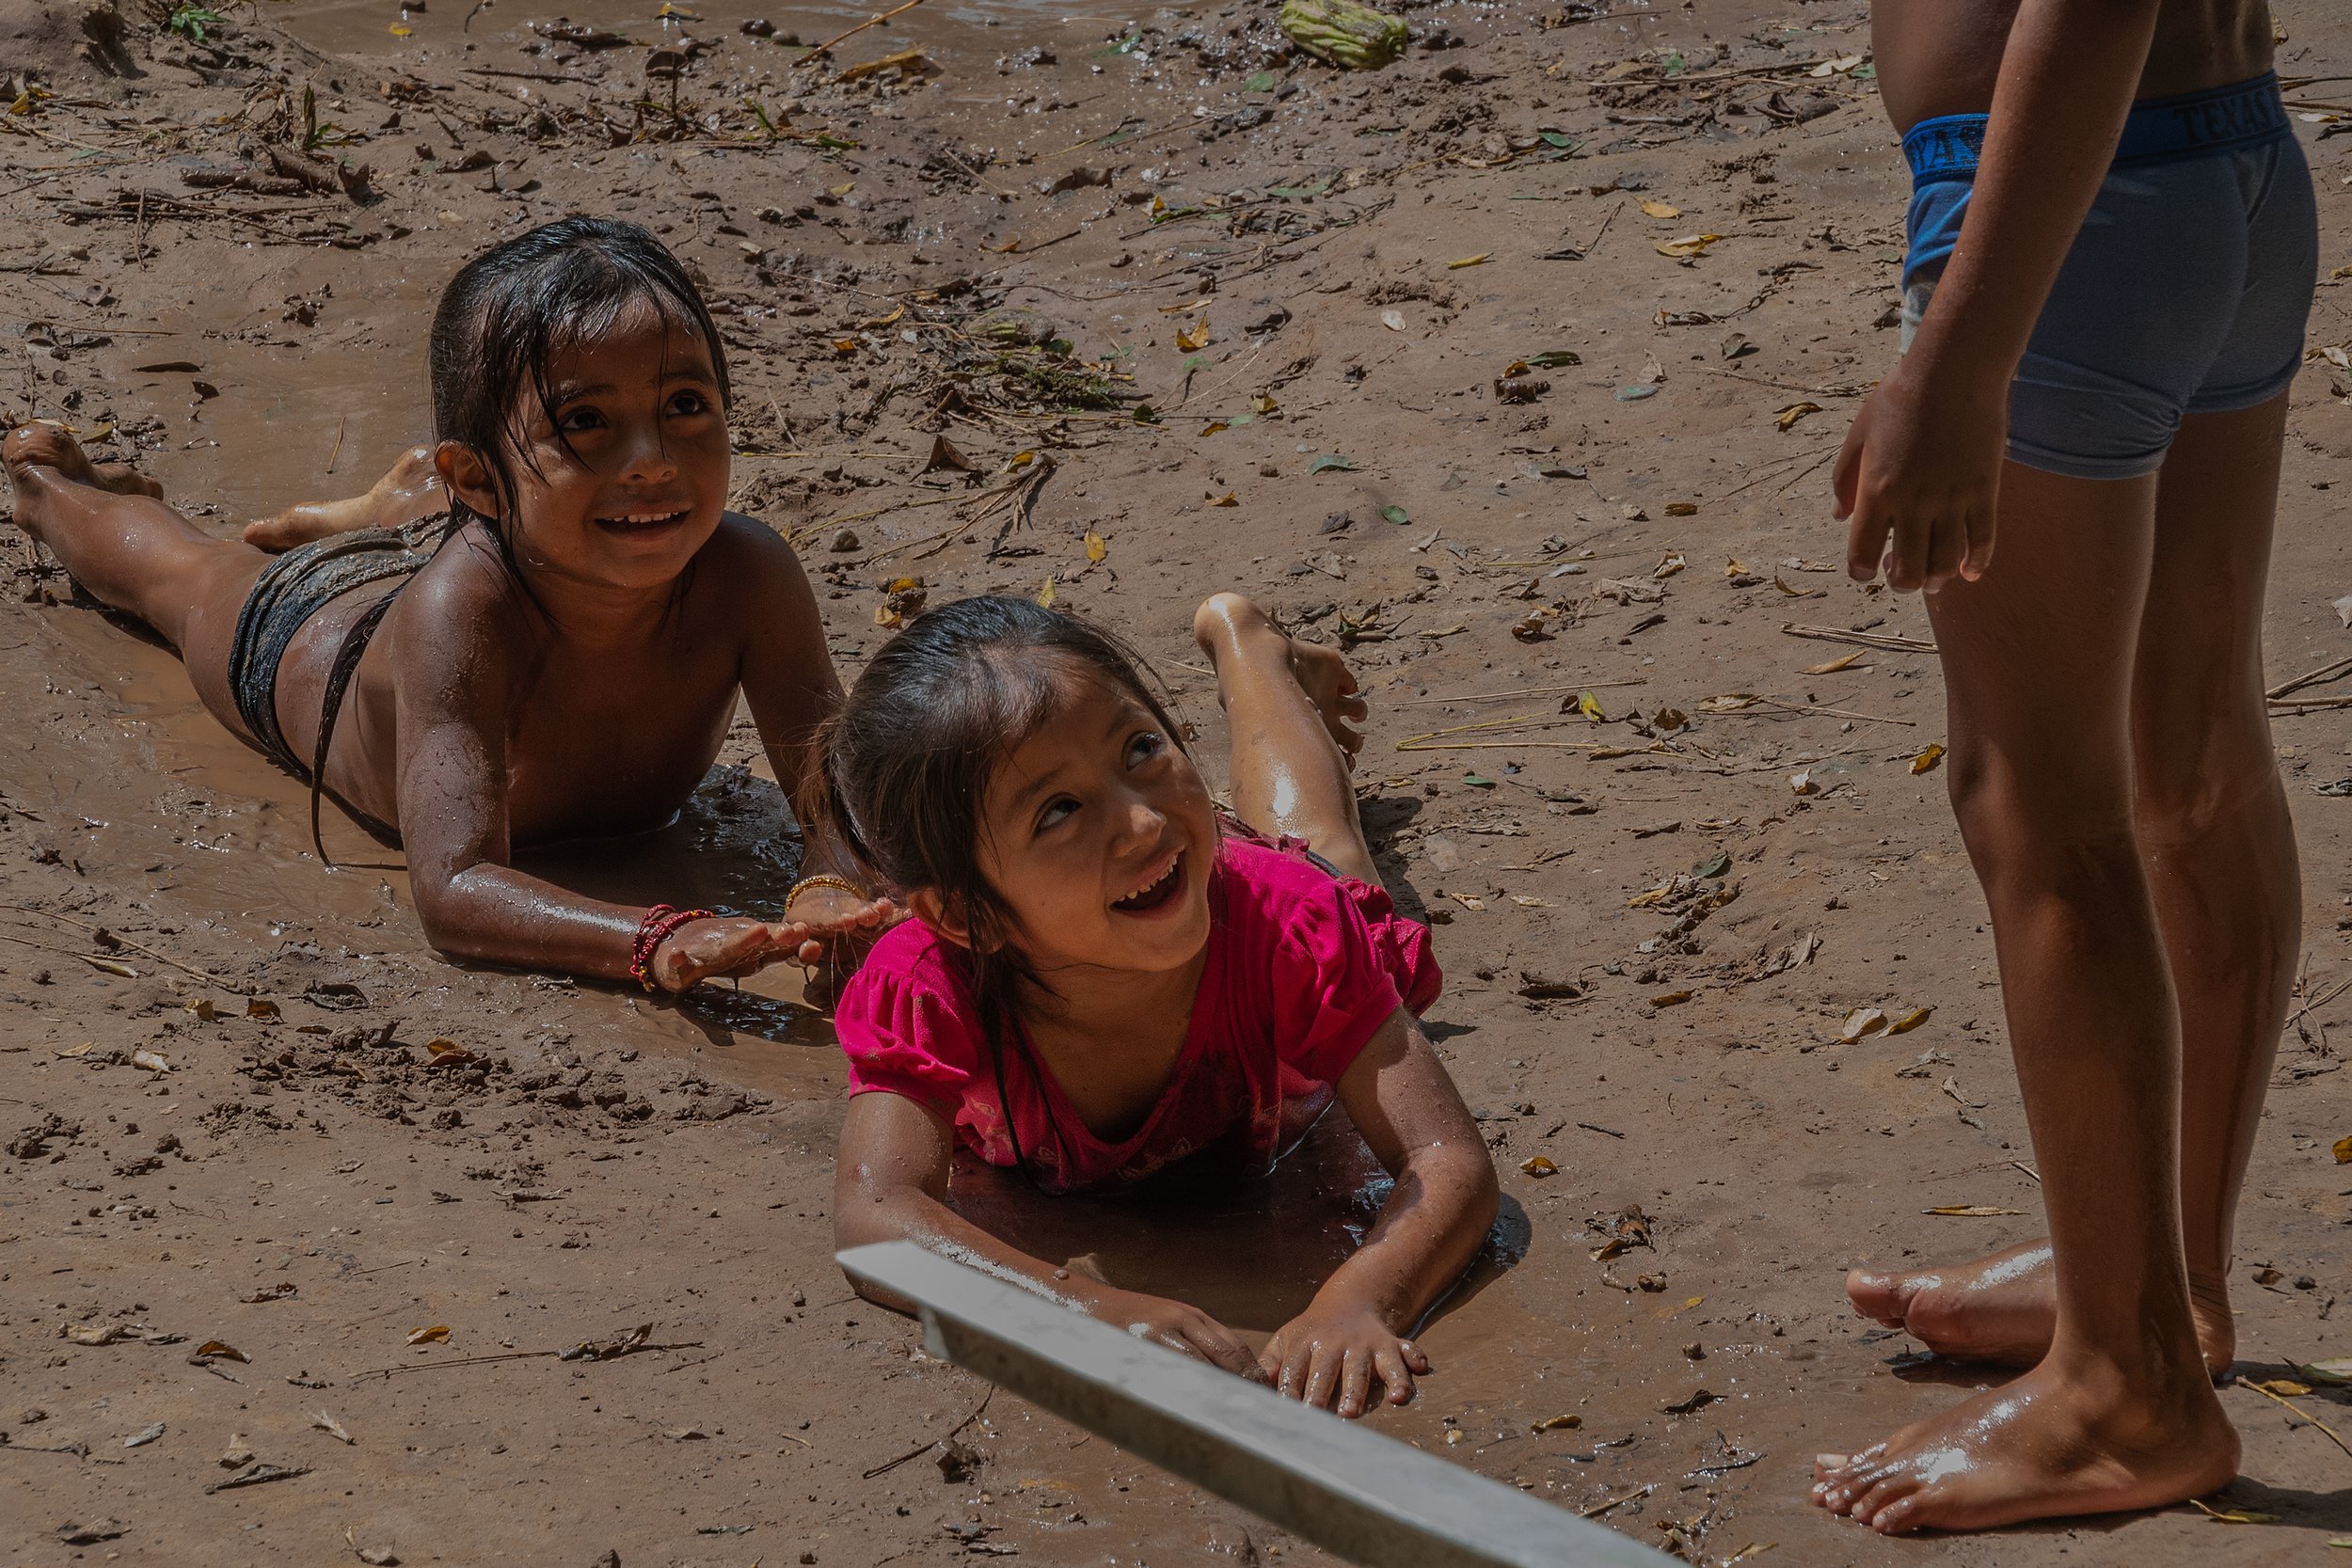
[1449,893,1486,911]
[858,305,906,329]
[1447,253,1491,269]
[1885,1006,1932,1036]
[389,22,413,36]
[2189,1498,2280,1525]
[1924,1206,2027,1217]
[194,1340,248,1362]
[1655,232,1724,258]
[1198,420,1229,437]
[1775,400,1821,431]
[1174,315,1210,352]
[1840,1006,1887,1042]
[1208,491,1238,507]
[405,1325,450,1346]
[1250,392,1279,415]
[1156,295,1213,314]
[247,998,281,1019]
[1037,576,1057,608]
[1804,650,1864,674]
[1519,1155,1558,1177]
[185,997,217,1022]
[831,338,858,356]
[84,956,136,978]
[1577,691,1606,722]
[986,237,1022,254]
[2335,1134,2352,1164]
[828,182,856,197]
[1085,531,1108,564]
[1724,558,1748,577]
[1639,198,1680,219]
[1653,551,1686,579]
[1911,742,1947,775]
[2249,1378,2312,1397]
[1664,502,1697,517]
[1650,990,1693,1007]
[1530,1413,1582,1433]
[1009,451,1037,467]
[56,1042,93,1057]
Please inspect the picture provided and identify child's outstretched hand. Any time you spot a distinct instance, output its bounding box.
[1091,1286,1265,1383]
[780,879,901,1005]
[648,916,810,992]
[1260,1300,1429,1418]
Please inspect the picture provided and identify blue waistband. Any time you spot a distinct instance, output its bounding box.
[1903,72,2288,185]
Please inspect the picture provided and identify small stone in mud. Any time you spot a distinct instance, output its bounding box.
[1682,1341,1705,1360]
[830,528,862,552]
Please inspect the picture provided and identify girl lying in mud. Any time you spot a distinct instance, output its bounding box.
[3,216,890,991]
[828,593,1500,1417]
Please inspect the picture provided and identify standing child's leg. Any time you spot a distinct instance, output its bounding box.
[1812,462,2236,1533]
[2133,395,2300,1369]
[1190,593,1375,883]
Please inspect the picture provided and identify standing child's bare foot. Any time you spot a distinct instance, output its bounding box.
[1848,1241,2236,1376]
[243,444,444,550]
[1191,592,1368,761]
[1811,1353,2239,1534]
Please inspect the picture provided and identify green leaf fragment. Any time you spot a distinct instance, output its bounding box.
[1379,504,1410,525]
[1538,132,1580,150]
[1463,774,1495,789]
[1245,71,1277,93]
[1309,454,1358,473]
[1692,850,1731,879]
[1527,350,1582,368]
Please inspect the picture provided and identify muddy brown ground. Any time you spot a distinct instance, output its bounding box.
[7,0,2352,1562]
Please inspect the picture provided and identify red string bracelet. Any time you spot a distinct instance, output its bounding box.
[629,903,714,992]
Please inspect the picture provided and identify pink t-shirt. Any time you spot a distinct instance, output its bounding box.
[836,835,1440,1193]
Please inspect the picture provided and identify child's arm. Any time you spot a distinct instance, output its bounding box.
[393,574,802,989]
[1261,1007,1500,1418]
[729,516,898,965]
[1837,0,2163,590]
[834,1091,1264,1377]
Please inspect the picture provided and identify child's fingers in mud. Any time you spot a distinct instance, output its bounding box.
[786,882,900,932]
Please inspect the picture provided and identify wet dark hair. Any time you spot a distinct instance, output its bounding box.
[822,594,1191,1185]
[428,215,729,575]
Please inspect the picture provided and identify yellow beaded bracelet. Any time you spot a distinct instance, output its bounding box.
[785,873,867,913]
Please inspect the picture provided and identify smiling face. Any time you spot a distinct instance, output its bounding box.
[440,297,730,593]
[959,664,1220,984]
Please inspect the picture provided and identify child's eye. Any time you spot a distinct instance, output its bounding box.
[667,389,710,417]
[556,405,605,434]
[1037,798,1078,832]
[1124,731,1166,768]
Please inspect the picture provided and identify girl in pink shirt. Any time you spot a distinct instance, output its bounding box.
[825,591,1498,1418]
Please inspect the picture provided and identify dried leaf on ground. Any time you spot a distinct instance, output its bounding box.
[1924,1205,2027,1217]
[1655,233,1724,258]
[1804,650,1864,674]
[1839,1006,1888,1042]
[1886,1006,1932,1035]
[1174,316,1210,351]
[312,1410,356,1444]
[1531,1413,1583,1432]
[1519,1155,1558,1177]
[1911,743,1946,774]
[1775,400,1821,431]
[1639,198,1680,219]
[1085,531,1108,564]
[405,1324,450,1346]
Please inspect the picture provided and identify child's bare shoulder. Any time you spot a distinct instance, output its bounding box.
[691,512,820,607]
[382,531,532,674]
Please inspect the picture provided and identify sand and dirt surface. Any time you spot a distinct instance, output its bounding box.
[6,0,2352,1561]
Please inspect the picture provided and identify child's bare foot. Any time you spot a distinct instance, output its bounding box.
[1848,1242,2236,1376]
[1192,592,1368,761]
[5,422,162,526]
[1811,1353,2238,1534]
[244,444,444,550]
